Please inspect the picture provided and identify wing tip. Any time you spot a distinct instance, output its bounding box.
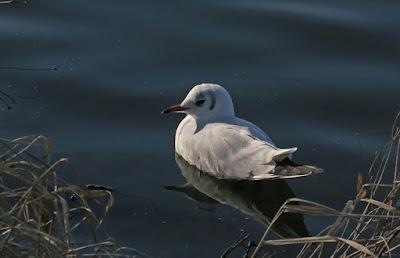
[272,147,298,161]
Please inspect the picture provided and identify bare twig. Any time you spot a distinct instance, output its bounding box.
[221,230,250,258]
[0,66,57,71]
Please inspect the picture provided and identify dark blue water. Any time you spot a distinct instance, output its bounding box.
[1,0,400,257]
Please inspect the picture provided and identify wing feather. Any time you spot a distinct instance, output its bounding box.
[194,123,297,179]
[176,117,300,180]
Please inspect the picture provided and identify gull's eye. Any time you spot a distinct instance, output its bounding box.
[195,99,205,106]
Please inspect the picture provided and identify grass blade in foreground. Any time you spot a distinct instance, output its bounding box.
[0,135,148,257]
[251,112,400,258]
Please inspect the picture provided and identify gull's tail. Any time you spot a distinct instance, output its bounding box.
[251,157,323,180]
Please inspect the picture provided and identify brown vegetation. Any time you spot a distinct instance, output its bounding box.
[251,113,400,257]
[0,135,144,257]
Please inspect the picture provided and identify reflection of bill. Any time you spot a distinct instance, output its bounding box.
[165,153,309,238]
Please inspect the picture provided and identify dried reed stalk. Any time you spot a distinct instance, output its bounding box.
[252,112,400,258]
[0,135,147,257]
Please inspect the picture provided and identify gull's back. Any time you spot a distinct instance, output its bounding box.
[175,115,296,179]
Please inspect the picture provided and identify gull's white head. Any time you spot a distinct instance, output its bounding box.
[162,83,235,119]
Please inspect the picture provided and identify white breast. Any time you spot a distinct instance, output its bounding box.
[175,116,197,160]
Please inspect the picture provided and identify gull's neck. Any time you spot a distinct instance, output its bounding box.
[191,113,236,124]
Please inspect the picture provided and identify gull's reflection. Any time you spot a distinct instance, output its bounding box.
[166,153,309,238]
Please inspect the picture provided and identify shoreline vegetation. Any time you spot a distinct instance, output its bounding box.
[0,135,147,257]
[247,112,400,257]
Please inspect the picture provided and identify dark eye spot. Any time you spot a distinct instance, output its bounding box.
[195,99,205,106]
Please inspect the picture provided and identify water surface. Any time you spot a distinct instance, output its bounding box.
[1,0,400,257]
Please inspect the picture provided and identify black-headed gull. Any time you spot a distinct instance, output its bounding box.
[162,83,322,180]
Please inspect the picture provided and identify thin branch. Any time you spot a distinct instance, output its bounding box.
[221,230,250,258]
[0,66,57,71]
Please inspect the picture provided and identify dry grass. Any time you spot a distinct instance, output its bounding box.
[0,135,146,257]
[251,112,400,258]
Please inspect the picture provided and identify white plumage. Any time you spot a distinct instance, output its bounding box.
[162,83,321,180]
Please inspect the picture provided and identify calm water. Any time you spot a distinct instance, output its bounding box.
[1,0,400,257]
